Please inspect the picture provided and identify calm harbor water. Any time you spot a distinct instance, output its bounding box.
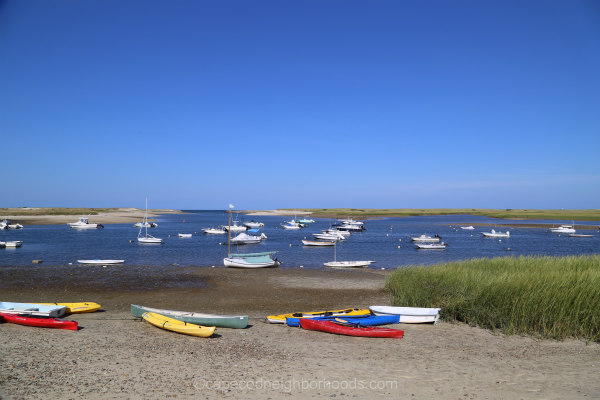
[1,211,599,269]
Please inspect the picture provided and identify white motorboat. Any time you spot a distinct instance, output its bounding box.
[481,229,510,238]
[178,233,193,238]
[410,234,440,242]
[202,227,226,234]
[223,219,247,232]
[313,232,345,241]
[550,224,576,234]
[324,228,350,237]
[460,226,475,230]
[77,259,125,265]
[68,217,103,229]
[369,306,441,324]
[281,220,302,229]
[415,242,447,249]
[134,221,157,228]
[137,198,163,244]
[244,221,264,228]
[302,240,336,246]
[230,232,262,245]
[0,219,23,229]
[0,241,23,248]
[224,252,280,268]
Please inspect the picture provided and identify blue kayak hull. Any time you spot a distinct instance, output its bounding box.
[286,314,399,327]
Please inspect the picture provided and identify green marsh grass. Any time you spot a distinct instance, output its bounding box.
[385,255,600,341]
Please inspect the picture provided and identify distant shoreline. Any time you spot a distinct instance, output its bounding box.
[1,207,599,227]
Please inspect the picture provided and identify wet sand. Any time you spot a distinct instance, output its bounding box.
[1,266,599,399]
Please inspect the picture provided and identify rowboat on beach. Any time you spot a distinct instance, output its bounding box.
[299,318,404,338]
[141,312,216,337]
[0,302,66,317]
[131,304,248,329]
[369,306,441,324]
[267,308,370,324]
[0,313,78,330]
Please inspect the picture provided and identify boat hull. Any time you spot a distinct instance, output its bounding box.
[77,259,125,265]
[267,308,370,324]
[369,306,441,324]
[39,302,101,314]
[142,312,215,337]
[286,314,399,327]
[0,313,78,330]
[0,302,66,317]
[224,258,279,268]
[299,319,404,338]
[131,304,248,329]
[324,261,374,268]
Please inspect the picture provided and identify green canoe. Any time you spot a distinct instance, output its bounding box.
[130,304,248,329]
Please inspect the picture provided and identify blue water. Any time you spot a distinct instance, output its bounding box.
[1,211,599,269]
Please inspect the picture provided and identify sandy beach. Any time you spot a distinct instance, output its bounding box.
[1,266,599,399]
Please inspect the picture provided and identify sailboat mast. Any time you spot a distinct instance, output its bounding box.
[228,206,231,255]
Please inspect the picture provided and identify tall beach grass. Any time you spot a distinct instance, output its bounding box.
[385,255,600,341]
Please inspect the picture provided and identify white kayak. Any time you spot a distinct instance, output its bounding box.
[369,306,441,324]
[77,259,125,265]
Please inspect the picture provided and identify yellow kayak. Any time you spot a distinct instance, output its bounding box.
[38,302,101,314]
[267,308,371,324]
[142,312,216,337]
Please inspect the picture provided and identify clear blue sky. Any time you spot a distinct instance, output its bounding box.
[1,0,599,210]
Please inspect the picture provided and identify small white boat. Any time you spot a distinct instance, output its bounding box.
[415,242,447,249]
[230,232,262,245]
[0,219,23,229]
[324,260,375,268]
[323,243,374,268]
[224,252,280,268]
[313,232,345,241]
[550,224,576,234]
[369,306,441,324]
[460,226,475,230]
[178,233,193,238]
[568,233,593,238]
[137,198,163,244]
[68,217,102,229]
[77,259,125,265]
[481,229,510,238]
[410,234,440,242]
[281,220,302,230]
[0,241,23,248]
[0,302,66,317]
[244,221,264,228]
[202,227,226,234]
[134,222,157,228]
[324,228,350,237]
[302,240,336,246]
[223,221,247,232]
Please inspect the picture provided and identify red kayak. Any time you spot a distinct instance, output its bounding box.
[0,313,78,330]
[299,318,404,338]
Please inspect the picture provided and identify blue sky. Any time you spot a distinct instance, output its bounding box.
[1,0,599,210]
